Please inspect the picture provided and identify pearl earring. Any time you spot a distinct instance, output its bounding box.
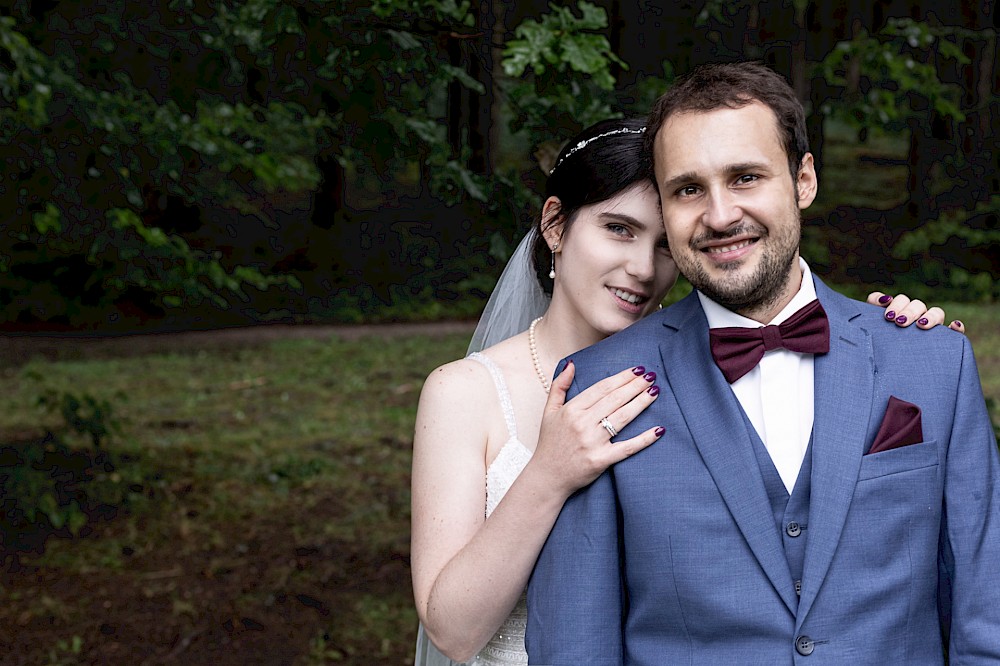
[549,243,558,279]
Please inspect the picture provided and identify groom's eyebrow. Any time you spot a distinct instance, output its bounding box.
[659,171,700,192]
[660,162,771,191]
[724,161,770,177]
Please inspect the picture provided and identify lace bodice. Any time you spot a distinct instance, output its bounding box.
[468,352,532,666]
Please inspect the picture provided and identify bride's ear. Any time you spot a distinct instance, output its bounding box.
[541,196,563,251]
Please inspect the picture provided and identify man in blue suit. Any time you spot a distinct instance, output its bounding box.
[526,61,1000,664]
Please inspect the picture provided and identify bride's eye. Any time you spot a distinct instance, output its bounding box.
[606,223,630,237]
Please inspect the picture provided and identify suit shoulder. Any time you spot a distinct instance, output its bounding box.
[574,311,670,360]
[854,301,968,355]
[817,284,969,358]
[611,310,671,341]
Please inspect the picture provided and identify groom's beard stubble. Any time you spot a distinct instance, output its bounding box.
[676,217,801,316]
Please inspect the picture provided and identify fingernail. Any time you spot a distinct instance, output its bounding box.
[953,320,963,328]
[885,311,895,320]
[917,317,929,326]
[632,366,645,375]
[895,315,907,324]
[654,426,665,437]
[643,371,656,382]
[878,294,892,304]
[647,385,660,397]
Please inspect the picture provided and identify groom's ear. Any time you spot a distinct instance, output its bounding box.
[795,153,818,209]
[541,196,564,250]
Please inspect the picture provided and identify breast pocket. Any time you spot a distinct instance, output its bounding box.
[857,440,939,482]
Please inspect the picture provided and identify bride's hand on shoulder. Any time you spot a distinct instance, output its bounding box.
[531,361,664,497]
[867,291,966,333]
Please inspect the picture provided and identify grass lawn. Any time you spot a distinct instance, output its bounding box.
[0,301,997,665]
[0,329,470,665]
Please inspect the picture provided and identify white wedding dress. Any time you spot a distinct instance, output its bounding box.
[413,351,533,665]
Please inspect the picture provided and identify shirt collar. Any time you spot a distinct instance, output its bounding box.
[698,257,817,329]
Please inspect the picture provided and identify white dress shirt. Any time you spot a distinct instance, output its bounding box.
[698,258,817,493]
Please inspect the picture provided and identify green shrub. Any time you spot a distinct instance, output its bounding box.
[0,389,142,561]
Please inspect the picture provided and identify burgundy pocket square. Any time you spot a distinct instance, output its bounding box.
[867,396,923,455]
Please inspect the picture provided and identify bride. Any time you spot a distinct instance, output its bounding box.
[409,117,957,665]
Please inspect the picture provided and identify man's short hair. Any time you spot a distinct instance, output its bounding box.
[645,61,810,181]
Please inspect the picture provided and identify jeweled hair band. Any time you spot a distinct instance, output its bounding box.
[549,126,646,175]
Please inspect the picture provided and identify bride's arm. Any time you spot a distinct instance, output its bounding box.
[411,360,661,661]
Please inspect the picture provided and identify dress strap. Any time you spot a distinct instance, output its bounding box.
[467,352,518,442]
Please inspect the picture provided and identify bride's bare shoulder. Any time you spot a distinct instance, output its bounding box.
[477,332,530,369]
[420,356,488,396]
[418,333,529,405]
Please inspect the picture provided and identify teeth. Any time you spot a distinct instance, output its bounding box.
[707,240,753,254]
[614,289,644,304]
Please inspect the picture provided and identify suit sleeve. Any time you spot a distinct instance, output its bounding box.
[941,336,1000,661]
[526,460,625,664]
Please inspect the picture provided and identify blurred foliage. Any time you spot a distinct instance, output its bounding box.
[503,2,624,138]
[0,0,489,324]
[0,1,995,331]
[815,18,972,128]
[0,9,310,321]
[890,196,1000,301]
[0,358,148,562]
[0,380,141,561]
[36,388,118,449]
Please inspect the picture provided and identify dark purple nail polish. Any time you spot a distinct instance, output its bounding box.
[632,366,645,375]
[643,371,656,382]
[878,294,892,304]
[654,426,665,437]
[954,320,963,328]
[895,315,907,324]
[917,317,929,326]
[885,311,895,320]
[647,385,660,397]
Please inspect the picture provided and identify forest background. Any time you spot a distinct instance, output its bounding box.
[0,0,997,664]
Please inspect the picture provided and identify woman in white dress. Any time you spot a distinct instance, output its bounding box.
[409,118,958,666]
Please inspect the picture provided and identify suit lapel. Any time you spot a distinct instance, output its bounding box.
[795,279,875,625]
[659,294,798,614]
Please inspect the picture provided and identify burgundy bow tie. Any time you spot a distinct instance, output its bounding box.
[709,299,830,383]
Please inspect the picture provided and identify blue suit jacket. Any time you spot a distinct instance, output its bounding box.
[526,277,1000,665]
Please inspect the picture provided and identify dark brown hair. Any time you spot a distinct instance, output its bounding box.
[644,61,809,182]
[532,117,652,294]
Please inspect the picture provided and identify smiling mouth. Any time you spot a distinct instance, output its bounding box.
[704,239,756,254]
[612,288,648,305]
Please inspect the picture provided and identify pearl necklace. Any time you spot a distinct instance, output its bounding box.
[528,316,551,394]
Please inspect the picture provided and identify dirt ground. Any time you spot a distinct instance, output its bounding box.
[0,501,414,665]
[0,321,476,665]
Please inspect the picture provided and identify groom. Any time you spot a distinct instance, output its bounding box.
[525,61,1000,664]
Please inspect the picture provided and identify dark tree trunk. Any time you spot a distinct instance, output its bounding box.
[447,36,464,158]
[957,1,996,205]
[790,1,808,103]
[312,152,345,230]
[466,1,497,177]
[608,0,624,81]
